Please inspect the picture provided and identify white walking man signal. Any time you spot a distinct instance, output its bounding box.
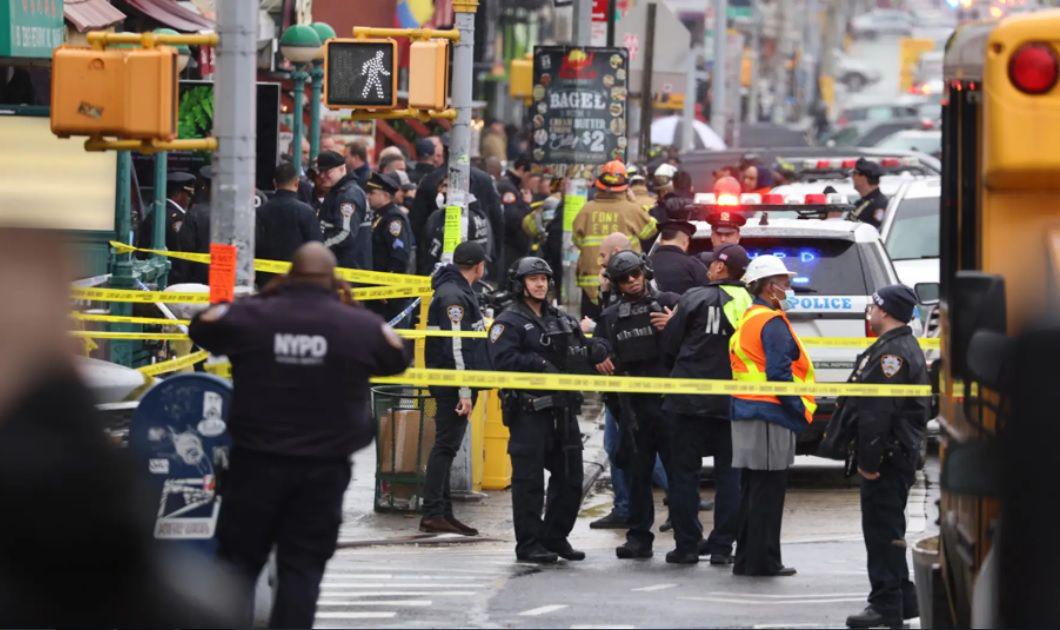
[361,50,391,100]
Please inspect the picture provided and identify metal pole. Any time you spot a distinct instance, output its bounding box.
[747,3,761,123]
[606,0,617,47]
[638,2,657,163]
[291,66,308,174]
[152,151,168,251]
[572,0,591,46]
[211,0,257,290]
[309,62,324,162]
[710,0,728,141]
[110,151,135,366]
[443,0,479,266]
[681,47,698,151]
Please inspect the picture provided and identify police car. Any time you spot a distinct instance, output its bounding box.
[685,194,903,451]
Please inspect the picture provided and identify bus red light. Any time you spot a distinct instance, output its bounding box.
[1008,43,1059,95]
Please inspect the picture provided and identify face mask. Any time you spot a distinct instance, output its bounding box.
[436,193,446,209]
[774,285,797,310]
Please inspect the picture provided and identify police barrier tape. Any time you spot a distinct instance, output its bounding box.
[109,241,431,288]
[72,284,433,304]
[71,330,189,341]
[137,350,210,376]
[72,312,192,326]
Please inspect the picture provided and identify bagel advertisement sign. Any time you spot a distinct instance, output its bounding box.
[531,46,628,165]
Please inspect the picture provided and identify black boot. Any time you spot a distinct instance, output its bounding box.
[516,543,559,564]
[845,606,902,629]
[615,541,653,559]
[589,510,631,529]
[544,539,586,561]
[665,548,700,564]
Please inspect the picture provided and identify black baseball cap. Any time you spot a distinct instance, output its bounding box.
[853,157,883,178]
[453,241,486,266]
[713,244,750,277]
[316,150,345,172]
[414,138,436,159]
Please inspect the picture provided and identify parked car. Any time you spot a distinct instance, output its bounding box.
[836,51,883,92]
[873,129,942,158]
[851,9,913,39]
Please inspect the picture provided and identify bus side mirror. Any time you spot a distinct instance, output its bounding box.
[950,272,1006,380]
[915,281,940,306]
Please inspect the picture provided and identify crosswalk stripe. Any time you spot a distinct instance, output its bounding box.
[706,591,863,599]
[322,573,483,580]
[316,590,477,597]
[518,604,569,616]
[316,600,432,607]
[632,583,676,592]
[681,596,866,605]
[314,612,397,619]
[319,582,484,589]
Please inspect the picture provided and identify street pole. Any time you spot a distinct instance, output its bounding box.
[681,47,698,151]
[638,2,657,163]
[443,0,479,266]
[606,0,617,47]
[291,65,308,174]
[211,0,257,290]
[110,151,135,366]
[746,2,761,123]
[152,152,168,252]
[572,0,591,46]
[309,62,324,162]
[710,0,728,143]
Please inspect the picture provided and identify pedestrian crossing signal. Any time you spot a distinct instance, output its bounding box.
[324,38,398,110]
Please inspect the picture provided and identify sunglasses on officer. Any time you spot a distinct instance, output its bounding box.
[616,269,644,285]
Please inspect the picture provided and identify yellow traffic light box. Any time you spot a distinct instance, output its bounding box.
[324,38,398,109]
[509,56,533,99]
[408,39,449,110]
[50,45,178,140]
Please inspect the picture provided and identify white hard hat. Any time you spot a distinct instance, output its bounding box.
[742,255,797,285]
[654,163,678,180]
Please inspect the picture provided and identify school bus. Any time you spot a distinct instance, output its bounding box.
[920,9,1060,627]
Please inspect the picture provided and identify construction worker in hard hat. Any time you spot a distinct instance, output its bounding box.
[653,163,679,197]
[572,160,658,320]
[729,254,817,578]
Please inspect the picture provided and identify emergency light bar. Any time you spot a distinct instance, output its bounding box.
[694,192,850,206]
[796,156,922,171]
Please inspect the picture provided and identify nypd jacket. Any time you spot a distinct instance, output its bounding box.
[420,201,492,276]
[595,288,680,379]
[371,202,413,274]
[853,187,889,229]
[319,173,370,269]
[649,245,708,295]
[425,265,487,399]
[188,283,412,459]
[488,300,600,391]
[662,281,752,416]
[846,325,929,474]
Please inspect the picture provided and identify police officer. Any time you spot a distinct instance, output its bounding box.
[368,172,413,275]
[188,242,410,627]
[844,284,929,629]
[593,251,681,561]
[705,206,746,250]
[421,242,488,536]
[488,257,594,563]
[420,178,493,275]
[316,150,371,269]
[140,171,195,251]
[255,162,323,285]
[648,202,708,295]
[498,155,534,275]
[851,158,888,229]
[661,244,752,564]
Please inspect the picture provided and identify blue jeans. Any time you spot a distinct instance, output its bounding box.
[603,407,669,518]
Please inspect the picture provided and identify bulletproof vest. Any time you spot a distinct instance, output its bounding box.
[539,310,580,370]
[610,296,662,366]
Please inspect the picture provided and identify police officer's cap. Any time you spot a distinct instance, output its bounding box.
[853,158,883,179]
[166,171,196,193]
[316,150,345,172]
[706,207,747,235]
[659,199,697,236]
[453,241,486,266]
[872,284,918,323]
[367,171,401,195]
[604,250,651,281]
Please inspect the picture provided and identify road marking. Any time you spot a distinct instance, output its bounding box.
[518,604,569,616]
[318,582,485,589]
[316,590,478,597]
[314,612,397,619]
[571,625,635,629]
[632,583,677,592]
[322,573,483,580]
[754,623,832,629]
[316,599,432,607]
[681,596,865,605]
[707,591,864,599]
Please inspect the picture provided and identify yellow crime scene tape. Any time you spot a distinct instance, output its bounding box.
[72,312,191,326]
[71,330,189,341]
[72,284,432,304]
[137,350,210,376]
[109,241,430,287]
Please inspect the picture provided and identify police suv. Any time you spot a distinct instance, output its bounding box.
[686,194,903,452]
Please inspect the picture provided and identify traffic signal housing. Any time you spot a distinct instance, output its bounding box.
[324,38,398,109]
[408,39,449,110]
[51,45,178,140]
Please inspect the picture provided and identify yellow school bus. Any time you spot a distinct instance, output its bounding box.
[920,9,1060,627]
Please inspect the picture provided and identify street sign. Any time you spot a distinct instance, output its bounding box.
[129,374,232,551]
[324,38,398,109]
[614,1,691,82]
[531,46,628,165]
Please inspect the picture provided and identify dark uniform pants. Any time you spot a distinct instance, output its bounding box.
[217,449,351,628]
[734,469,789,575]
[506,408,584,556]
[626,395,672,548]
[861,457,918,618]
[669,413,741,554]
[422,396,469,519]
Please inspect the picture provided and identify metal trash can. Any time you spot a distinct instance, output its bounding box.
[912,533,951,628]
[371,386,437,512]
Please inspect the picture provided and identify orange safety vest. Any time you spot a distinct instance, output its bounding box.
[729,304,817,423]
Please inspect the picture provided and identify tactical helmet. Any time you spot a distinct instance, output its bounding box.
[509,256,554,295]
[604,250,653,283]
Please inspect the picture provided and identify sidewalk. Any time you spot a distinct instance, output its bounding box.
[336,400,608,547]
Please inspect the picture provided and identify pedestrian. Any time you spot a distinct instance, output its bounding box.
[409,138,438,185]
[498,155,534,275]
[378,151,407,176]
[592,252,680,561]
[851,158,888,229]
[344,140,372,188]
[729,255,817,577]
[844,284,929,629]
[740,162,774,195]
[648,201,708,295]
[188,242,411,627]
[573,160,658,320]
[480,120,508,161]
[139,171,194,251]
[661,244,753,565]
[488,257,594,563]
[367,172,414,321]
[255,161,322,271]
[316,150,371,269]
[420,242,489,536]
[175,167,214,284]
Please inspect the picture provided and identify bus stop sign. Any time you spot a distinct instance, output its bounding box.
[324,38,398,109]
[129,373,233,551]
